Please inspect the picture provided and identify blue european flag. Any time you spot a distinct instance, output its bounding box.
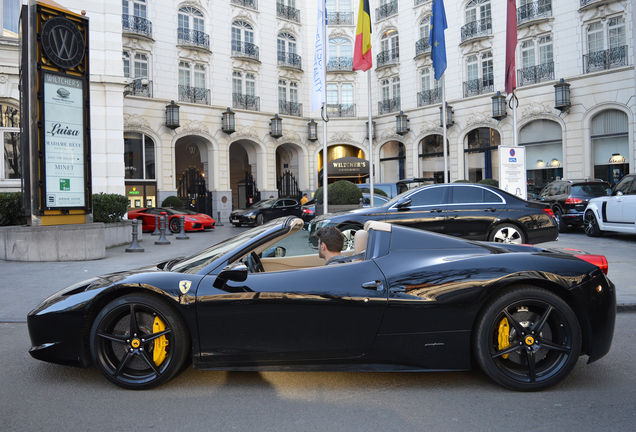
[430,0,448,80]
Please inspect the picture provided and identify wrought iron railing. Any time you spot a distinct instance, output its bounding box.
[376,0,398,22]
[415,37,431,56]
[378,97,400,115]
[327,56,353,71]
[279,101,303,117]
[231,41,260,61]
[177,28,210,50]
[326,103,356,117]
[326,12,354,26]
[583,46,628,73]
[461,18,492,43]
[463,78,494,97]
[231,0,258,10]
[580,0,603,7]
[122,14,152,38]
[178,85,210,105]
[414,0,428,6]
[124,78,152,97]
[377,50,399,67]
[277,4,300,23]
[417,88,442,107]
[517,62,554,87]
[278,52,302,69]
[233,93,260,111]
[517,0,552,25]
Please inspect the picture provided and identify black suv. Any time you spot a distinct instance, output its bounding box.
[533,179,610,232]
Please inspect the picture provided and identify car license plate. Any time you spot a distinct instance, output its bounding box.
[232,219,238,223]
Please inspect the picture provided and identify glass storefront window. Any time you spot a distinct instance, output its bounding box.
[126,183,156,209]
[380,141,405,182]
[1,105,20,180]
[464,128,500,182]
[519,120,563,195]
[419,135,449,183]
[124,132,155,180]
[591,110,629,186]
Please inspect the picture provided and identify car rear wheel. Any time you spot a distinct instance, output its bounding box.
[554,208,568,233]
[169,217,180,233]
[584,211,604,237]
[256,214,265,226]
[473,286,581,391]
[489,224,525,244]
[90,294,189,390]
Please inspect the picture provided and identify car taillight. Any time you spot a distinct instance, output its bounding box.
[575,254,608,275]
[542,208,554,218]
[565,197,583,204]
[303,208,314,215]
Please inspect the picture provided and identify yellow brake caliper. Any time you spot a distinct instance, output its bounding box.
[497,317,510,359]
[153,316,169,366]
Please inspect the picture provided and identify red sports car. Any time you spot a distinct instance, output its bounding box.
[127,207,215,233]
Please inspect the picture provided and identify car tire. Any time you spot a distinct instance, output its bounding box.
[473,286,581,392]
[554,208,568,233]
[584,210,604,237]
[256,214,265,226]
[489,224,525,244]
[339,224,361,251]
[233,223,242,227]
[90,293,190,390]
[169,217,180,233]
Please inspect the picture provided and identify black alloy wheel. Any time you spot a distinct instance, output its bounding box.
[169,217,181,233]
[90,294,189,390]
[473,286,581,391]
[489,224,525,244]
[554,208,568,233]
[584,211,604,237]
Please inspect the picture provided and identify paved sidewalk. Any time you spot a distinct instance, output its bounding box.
[1,224,634,323]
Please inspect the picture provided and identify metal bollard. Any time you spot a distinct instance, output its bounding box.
[155,216,171,245]
[176,214,189,240]
[163,212,173,235]
[216,211,224,226]
[125,219,144,252]
[151,214,161,236]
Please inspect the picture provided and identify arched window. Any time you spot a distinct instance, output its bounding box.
[519,120,563,194]
[379,29,399,65]
[591,110,629,185]
[419,135,448,183]
[380,141,405,182]
[232,20,257,59]
[464,127,501,182]
[326,83,354,117]
[178,6,204,32]
[1,104,20,180]
[464,52,493,97]
[418,68,441,106]
[327,38,352,70]
[465,0,491,24]
[277,32,297,56]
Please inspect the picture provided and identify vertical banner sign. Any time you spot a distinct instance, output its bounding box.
[43,73,85,207]
[499,146,527,200]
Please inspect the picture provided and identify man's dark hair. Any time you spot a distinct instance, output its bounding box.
[315,226,344,252]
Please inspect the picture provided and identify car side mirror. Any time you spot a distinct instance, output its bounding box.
[396,198,412,210]
[615,191,624,196]
[213,262,248,288]
[263,246,286,258]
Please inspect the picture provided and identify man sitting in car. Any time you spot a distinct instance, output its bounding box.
[316,226,349,266]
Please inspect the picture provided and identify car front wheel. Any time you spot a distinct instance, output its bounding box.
[489,224,525,244]
[90,294,189,390]
[584,211,604,237]
[256,214,265,225]
[473,286,581,391]
[169,217,181,233]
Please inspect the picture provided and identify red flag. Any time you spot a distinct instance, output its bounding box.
[505,0,517,93]
[353,0,372,71]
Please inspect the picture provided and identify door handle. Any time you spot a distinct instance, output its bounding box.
[429,208,442,213]
[362,280,383,291]
[484,207,496,212]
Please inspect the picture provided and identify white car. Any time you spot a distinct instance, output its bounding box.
[584,173,636,236]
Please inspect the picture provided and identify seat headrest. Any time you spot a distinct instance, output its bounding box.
[354,230,368,255]
[363,220,392,232]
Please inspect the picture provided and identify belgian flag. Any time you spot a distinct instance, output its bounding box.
[353,0,372,71]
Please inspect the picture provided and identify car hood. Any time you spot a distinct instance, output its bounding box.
[230,208,257,216]
[313,205,385,222]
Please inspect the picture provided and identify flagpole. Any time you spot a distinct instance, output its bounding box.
[367,69,374,207]
[512,91,518,147]
[321,0,328,214]
[442,74,448,183]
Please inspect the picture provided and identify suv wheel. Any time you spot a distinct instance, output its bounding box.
[554,208,568,233]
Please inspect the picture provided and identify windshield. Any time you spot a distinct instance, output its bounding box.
[163,208,198,215]
[571,184,608,197]
[250,199,275,209]
[171,220,285,274]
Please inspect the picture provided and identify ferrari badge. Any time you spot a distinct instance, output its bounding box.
[179,280,192,294]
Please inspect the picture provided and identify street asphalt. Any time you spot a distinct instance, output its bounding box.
[0,222,634,324]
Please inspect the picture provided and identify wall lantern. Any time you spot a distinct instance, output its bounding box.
[548,158,561,168]
[269,114,283,138]
[554,78,571,112]
[221,107,235,135]
[165,100,180,129]
[439,103,454,128]
[396,111,410,135]
[307,119,318,141]
[491,91,507,120]
[609,153,626,164]
[366,120,376,140]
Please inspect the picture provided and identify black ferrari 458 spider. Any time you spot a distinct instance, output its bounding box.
[28,217,616,391]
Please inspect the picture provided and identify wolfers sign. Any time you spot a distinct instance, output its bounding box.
[499,146,527,201]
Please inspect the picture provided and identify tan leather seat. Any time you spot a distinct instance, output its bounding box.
[354,229,368,255]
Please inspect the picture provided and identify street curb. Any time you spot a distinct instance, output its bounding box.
[617,304,636,313]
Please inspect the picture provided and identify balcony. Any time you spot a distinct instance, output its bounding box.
[377,50,399,68]
[463,78,494,97]
[327,57,353,72]
[124,78,152,98]
[583,46,628,74]
[278,52,302,70]
[580,0,612,9]
[122,14,152,39]
[279,101,303,117]
[326,103,356,118]
[231,41,260,61]
[517,0,552,27]
[177,28,210,51]
[378,97,400,115]
[178,85,210,105]
[231,0,258,10]
[414,0,428,6]
[327,12,354,26]
[277,4,300,23]
[417,88,442,107]
[461,18,492,44]
[517,62,554,87]
[233,93,260,111]
[415,37,431,57]
[376,0,398,22]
